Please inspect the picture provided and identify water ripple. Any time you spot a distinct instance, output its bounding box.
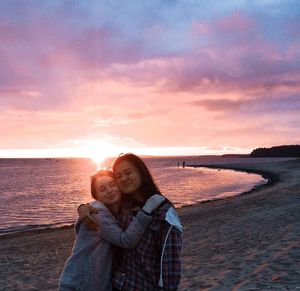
[0,157,269,234]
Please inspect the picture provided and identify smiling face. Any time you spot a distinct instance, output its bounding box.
[114,160,142,195]
[93,175,121,207]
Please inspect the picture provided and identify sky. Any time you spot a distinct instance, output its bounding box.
[1,0,300,159]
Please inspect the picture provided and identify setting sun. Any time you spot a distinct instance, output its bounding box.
[72,140,123,165]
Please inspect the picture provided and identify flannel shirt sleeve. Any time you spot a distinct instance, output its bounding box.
[159,221,182,290]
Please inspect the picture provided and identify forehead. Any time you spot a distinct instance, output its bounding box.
[115,160,136,172]
[94,175,114,187]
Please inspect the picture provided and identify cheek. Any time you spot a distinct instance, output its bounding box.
[113,186,121,195]
[114,181,123,190]
[116,178,122,187]
[115,192,121,201]
[134,174,142,187]
[94,192,103,201]
[130,175,141,191]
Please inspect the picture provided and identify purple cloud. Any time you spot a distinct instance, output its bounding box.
[189,94,300,115]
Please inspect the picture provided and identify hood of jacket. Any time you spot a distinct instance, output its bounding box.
[152,200,183,233]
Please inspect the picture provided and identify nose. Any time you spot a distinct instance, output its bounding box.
[119,173,127,182]
[107,185,114,193]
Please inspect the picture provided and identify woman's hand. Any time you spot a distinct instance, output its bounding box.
[78,204,100,231]
[142,194,165,214]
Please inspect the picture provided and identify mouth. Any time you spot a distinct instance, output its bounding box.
[108,192,119,200]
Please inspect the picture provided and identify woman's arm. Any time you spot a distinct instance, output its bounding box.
[97,194,165,249]
[77,204,100,231]
[95,208,152,249]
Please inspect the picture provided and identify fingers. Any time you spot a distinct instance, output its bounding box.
[78,204,89,217]
[82,214,100,231]
[89,206,99,214]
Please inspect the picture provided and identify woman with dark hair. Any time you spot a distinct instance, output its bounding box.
[113,153,162,199]
[79,153,183,290]
[60,169,164,291]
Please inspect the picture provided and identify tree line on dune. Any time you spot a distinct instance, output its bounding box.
[250,145,300,157]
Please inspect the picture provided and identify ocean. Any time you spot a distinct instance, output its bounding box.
[0,156,279,235]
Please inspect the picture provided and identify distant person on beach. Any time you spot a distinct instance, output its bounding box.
[78,153,183,290]
[59,169,165,291]
[182,161,186,168]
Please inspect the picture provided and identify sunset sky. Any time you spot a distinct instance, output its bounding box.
[1,0,300,159]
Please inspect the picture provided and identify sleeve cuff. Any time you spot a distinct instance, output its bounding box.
[140,208,151,216]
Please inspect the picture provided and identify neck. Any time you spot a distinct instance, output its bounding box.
[110,203,120,216]
[130,190,145,203]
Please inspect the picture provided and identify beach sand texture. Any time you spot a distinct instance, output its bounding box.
[0,159,300,290]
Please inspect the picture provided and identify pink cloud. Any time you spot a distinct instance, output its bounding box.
[0,14,146,112]
[215,12,256,33]
[1,9,299,113]
[1,5,299,155]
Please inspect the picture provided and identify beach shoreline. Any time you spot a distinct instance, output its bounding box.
[0,159,273,238]
[0,170,268,240]
[1,158,300,290]
[185,161,281,202]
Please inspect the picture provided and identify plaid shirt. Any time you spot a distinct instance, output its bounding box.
[112,198,182,291]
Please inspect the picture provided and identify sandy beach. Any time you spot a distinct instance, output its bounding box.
[1,158,300,290]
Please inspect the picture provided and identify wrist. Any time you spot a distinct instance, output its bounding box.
[141,208,152,216]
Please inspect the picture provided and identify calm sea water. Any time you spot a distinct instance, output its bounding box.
[0,156,278,235]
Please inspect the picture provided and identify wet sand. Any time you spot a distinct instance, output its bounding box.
[1,158,300,290]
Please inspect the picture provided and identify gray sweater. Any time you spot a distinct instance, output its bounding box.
[59,201,152,291]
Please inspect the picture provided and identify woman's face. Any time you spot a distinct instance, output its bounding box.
[94,175,121,206]
[114,160,142,194]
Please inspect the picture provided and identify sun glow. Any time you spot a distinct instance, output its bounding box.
[71,140,123,167]
[0,144,251,159]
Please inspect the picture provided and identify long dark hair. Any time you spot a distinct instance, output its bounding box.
[112,153,162,200]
